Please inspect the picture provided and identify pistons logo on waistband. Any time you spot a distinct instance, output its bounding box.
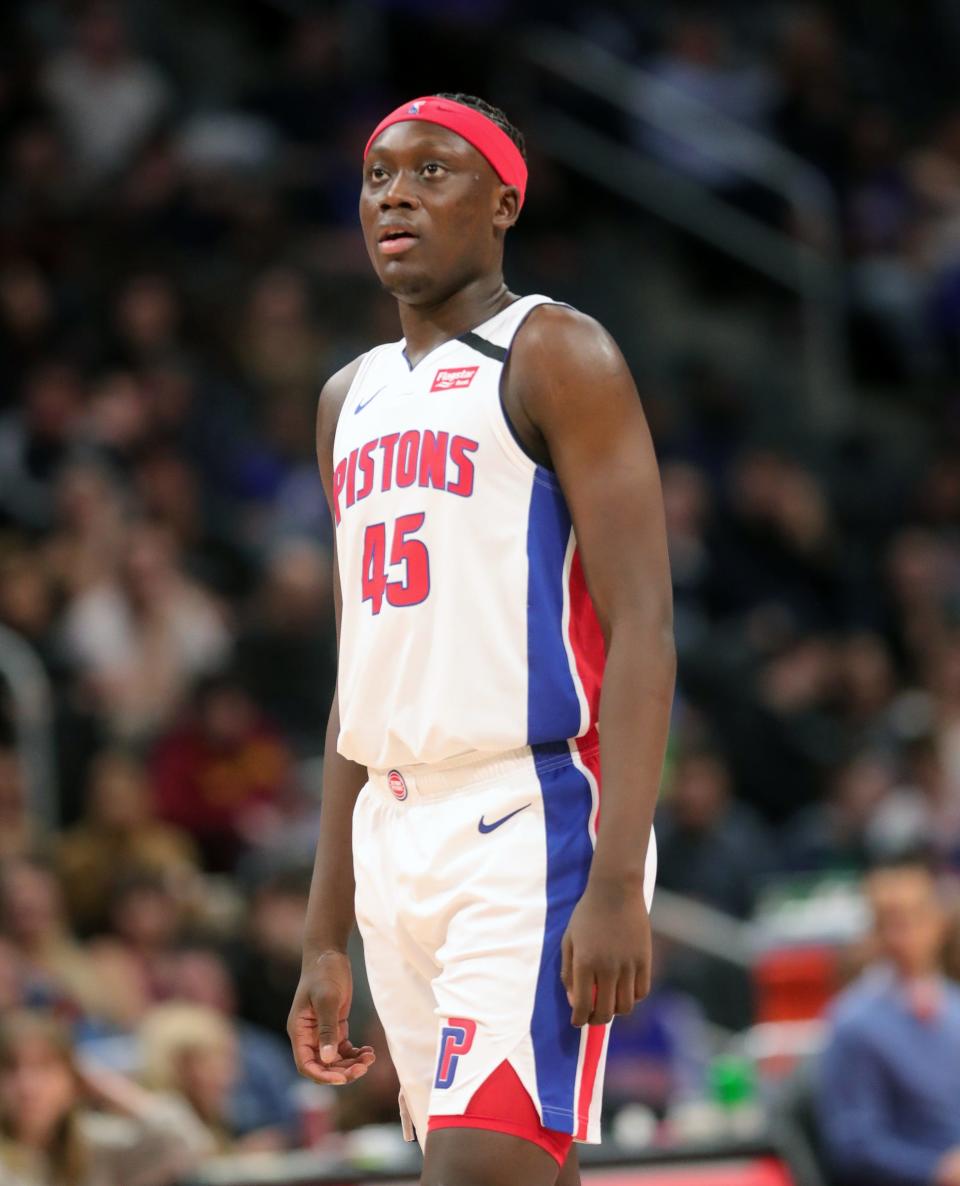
[387,770,408,801]
[431,366,478,391]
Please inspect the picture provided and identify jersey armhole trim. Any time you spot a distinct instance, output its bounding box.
[494,300,574,475]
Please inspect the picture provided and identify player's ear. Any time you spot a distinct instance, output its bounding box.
[493,185,520,231]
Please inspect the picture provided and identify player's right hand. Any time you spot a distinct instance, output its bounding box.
[287,949,375,1085]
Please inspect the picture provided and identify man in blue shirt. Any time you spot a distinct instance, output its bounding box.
[818,857,960,1186]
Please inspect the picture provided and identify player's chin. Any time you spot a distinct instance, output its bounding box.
[377,262,434,299]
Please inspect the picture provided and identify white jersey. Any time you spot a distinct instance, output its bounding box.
[333,294,605,771]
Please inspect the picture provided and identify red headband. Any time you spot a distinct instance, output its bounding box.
[364,96,527,209]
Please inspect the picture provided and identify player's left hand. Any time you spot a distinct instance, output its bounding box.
[560,874,651,1027]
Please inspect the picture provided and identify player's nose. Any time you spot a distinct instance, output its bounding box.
[379,172,420,210]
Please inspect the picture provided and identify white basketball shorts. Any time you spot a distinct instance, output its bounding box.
[352,735,657,1157]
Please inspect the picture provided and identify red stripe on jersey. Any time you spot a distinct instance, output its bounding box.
[566,546,605,732]
[574,727,602,833]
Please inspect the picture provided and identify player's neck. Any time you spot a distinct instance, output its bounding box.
[397,276,515,367]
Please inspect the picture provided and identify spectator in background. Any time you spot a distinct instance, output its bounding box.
[727,634,844,821]
[43,461,127,601]
[638,12,773,193]
[870,734,958,867]
[660,461,713,655]
[232,871,308,1039]
[913,449,960,532]
[0,857,102,1021]
[60,520,230,741]
[40,2,171,190]
[0,548,57,667]
[653,746,771,1030]
[0,263,61,405]
[139,1003,286,1153]
[0,1009,211,1185]
[818,858,960,1186]
[169,944,298,1140]
[0,362,86,533]
[786,752,895,873]
[83,370,155,468]
[0,746,41,864]
[656,747,772,917]
[132,449,199,549]
[771,7,848,194]
[844,107,926,383]
[88,872,185,1028]
[131,445,252,603]
[709,451,842,631]
[0,938,25,1014]
[235,538,335,756]
[0,116,74,271]
[927,639,960,798]
[238,267,326,404]
[110,273,186,371]
[884,528,956,680]
[831,633,899,748]
[151,671,291,871]
[244,12,355,152]
[57,749,199,936]
[909,108,960,371]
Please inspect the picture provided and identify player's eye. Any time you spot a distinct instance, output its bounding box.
[421,161,446,176]
[368,164,388,181]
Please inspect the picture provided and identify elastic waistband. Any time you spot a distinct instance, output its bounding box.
[367,739,600,803]
[368,745,537,801]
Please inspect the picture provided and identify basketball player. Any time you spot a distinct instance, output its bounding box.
[288,94,675,1186]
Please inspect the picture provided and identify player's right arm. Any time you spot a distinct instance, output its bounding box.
[287,357,374,1086]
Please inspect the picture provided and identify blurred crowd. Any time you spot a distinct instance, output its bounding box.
[580,2,960,384]
[3,1,960,1183]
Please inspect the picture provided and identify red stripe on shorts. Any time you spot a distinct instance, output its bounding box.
[428,1059,572,1167]
[575,1023,606,1141]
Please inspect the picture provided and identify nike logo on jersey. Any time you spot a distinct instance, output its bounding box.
[478,803,531,833]
[354,386,387,414]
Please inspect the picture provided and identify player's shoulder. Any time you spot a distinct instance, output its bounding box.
[316,347,388,448]
[825,967,897,1037]
[319,339,400,408]
[315,352,368,465]
[505,302,634,432]
[512,301,625,377]
[319,353,365,408]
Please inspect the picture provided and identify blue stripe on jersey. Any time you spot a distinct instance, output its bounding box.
[530,742,595,1133]
[526,470,581,746]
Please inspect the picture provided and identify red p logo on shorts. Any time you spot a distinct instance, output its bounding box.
[435,1017,477,1089]
[387,769,408,801]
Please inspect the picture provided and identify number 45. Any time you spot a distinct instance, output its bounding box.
[361,513,430,614]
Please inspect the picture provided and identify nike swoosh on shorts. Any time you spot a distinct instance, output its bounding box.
[478,803,532,834]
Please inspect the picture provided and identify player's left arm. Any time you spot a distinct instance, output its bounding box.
[507,304,676,1027]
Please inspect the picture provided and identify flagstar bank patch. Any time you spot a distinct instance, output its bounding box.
[431,366,479,391]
